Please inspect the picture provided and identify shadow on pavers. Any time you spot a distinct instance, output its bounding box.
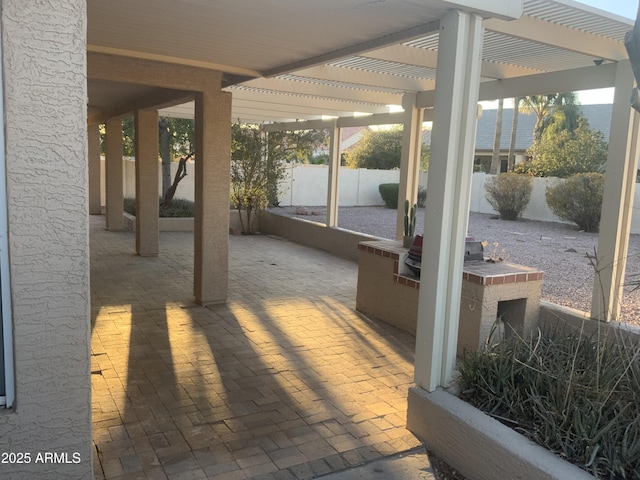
[317,447,435,479]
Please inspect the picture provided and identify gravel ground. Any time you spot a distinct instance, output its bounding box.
[269,205,640,327]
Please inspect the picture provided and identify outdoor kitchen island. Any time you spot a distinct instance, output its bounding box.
[356,239,544,353]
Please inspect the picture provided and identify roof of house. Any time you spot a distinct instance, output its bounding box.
[473,103,613,151]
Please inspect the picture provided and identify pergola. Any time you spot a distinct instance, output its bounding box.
[86,0,637,393]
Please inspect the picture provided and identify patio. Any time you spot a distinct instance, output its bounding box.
[90,215,422,479]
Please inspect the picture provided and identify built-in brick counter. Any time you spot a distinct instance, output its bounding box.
[356,240,544,353]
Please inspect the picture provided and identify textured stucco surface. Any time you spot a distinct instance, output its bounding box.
[0,1,92,478]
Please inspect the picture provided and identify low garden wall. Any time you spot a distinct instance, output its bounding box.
[101,159,640,233]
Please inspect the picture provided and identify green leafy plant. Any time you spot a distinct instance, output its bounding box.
[484,173,533,221]
[231,123,327,233]
[516,117,608,178]
[458,323,640,479]
[403,199,417,237]
[545,173,604,232]
[123,198,196,218]
[378,183,399,209]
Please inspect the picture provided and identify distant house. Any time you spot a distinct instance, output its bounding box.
[472,104,613,172]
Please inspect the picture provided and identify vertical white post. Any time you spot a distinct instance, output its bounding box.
[591,59,640,321]
[88,123,102,215]
[326,120,341,227]
[414,10,484,391]
[396,93,423,239]
[105,118,124,231]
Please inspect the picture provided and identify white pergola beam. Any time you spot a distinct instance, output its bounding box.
[484,15,628,62]
[231,89,391,114]
[326,121,341,227]
[240,77,401,105]
[396,93,423,240]
[263,20,440,77]
[414,9,484,391]
[364,43,541,80]
[417,62,617,107]
[591,60,640,321]
[285,64,435,93]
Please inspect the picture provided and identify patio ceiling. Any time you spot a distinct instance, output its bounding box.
[86,0,634,125]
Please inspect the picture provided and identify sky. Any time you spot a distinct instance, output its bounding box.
[481,0,637,109]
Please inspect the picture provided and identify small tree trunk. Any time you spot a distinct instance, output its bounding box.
[159,118,172,197]
[508,97,520,171]
[161,153,191,208]
[490,98,504,175]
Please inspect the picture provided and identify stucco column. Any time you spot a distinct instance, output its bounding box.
[88,123,102,215]
[413,10,484,391]
[396,93,423,239]
[134,109,159,256]
[194,89,232,305]
[591,59,640,321]
[326,120,341,227]
[105,118,124,231]
[0,0,92,476]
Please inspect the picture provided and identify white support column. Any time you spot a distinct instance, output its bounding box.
[194,89,232,305]
[105,118,124,231]
[591,59,640,321]
[134,109,159,257]
[326,120,341,227]
[88,123,102,215]
[414,10,484,391]
[396,93,423,240]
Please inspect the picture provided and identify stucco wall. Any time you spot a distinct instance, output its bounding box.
[0,1,92,479]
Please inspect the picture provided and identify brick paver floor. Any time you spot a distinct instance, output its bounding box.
[90,216,421,480]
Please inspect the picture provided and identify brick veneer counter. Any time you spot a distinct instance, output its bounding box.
[357,240,544,288]
[357,240,544,349]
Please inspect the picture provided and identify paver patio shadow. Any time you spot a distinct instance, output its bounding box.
[90,216,421,480]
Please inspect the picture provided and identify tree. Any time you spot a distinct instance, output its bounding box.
[516,117,607,178]
[507,97,521,171]
[158,117,194,199]
[490,98,504,174]
[520,93,580,142]
[344,126,430,170]
[230,124,327,233]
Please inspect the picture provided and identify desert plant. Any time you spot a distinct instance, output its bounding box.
[484,173,533,220]
[378,183,399,208]
[403,200,417,237]
[417,185,427,208]
[545,173,604,232]
[458,324,640,480]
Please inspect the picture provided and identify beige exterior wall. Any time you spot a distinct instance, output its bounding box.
[0,1,92,478]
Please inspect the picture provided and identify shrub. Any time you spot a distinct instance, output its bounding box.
[545,173,604,232]
[519,117,608,178]
[458,326,640,479]
[122,197,196,218]
[378,183,399,209]
[484,173,533,220]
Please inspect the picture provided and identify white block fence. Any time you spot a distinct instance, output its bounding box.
[100,159,640,234]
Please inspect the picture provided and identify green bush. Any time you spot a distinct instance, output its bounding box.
[378,183,399,209]
[545,173,604,232]
[123,197,196,218]
[458,326,640,479]
[484,173,533,220]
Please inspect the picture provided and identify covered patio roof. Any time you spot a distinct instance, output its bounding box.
[87,0,633,124]
[87,0,639,397]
